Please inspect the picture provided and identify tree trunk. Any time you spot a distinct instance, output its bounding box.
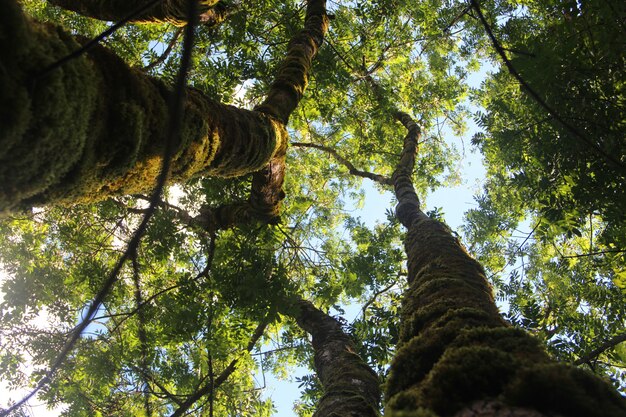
[0,0,287,214]
[284,298,381,417]
[49,0,227,26]
[385,114,626,417]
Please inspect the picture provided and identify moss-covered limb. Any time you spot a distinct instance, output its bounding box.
[390,111,424,229]
[0,0,286,215]
[383,114,626,416]
[255,0,329,124]
[292,142,393,185]
[281,298,381,417]
[48,0,228,26]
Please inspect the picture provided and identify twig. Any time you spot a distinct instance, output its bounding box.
[169,320,268,417]
[292,142,392,185]
[143,27,184,71]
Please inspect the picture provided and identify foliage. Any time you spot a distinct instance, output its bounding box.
[465,0,626,392]
[0,0,624,415]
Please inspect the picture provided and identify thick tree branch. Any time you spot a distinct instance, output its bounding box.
[255,0,329,124]
[0,0,287,214]
[574,332,626,366]
[282,298,381,417]
[292,142,392,185]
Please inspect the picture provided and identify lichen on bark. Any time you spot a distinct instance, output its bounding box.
[283,298,381,417]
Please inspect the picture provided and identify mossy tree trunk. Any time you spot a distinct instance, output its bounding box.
[384,114,626,417]
[0,0,328,218]
[48,0,228,26]
[284,298,381,417]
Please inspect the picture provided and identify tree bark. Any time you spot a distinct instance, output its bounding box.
[384,113,626,417]
[0,0,287,215]
[49,0,229,26]
[283,298,381,417]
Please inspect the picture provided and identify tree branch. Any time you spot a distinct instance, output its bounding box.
[574,332,626,366]
[50,0,226,26]
[169,319,268,417]
[143,27,183,71]
[292,142,392,185]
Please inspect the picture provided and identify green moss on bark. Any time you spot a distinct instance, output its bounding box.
[49,0,221,25]
[384,215,626,416]
[0,0,285,215]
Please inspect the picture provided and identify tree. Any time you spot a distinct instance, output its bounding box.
[1,0,625,416]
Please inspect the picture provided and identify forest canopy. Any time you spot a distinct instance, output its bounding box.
[0,0,625,416]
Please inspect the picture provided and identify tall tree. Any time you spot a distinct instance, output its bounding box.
[0,0,625,416]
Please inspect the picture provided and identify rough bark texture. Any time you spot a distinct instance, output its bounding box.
[191,0,330,229]
[49,0,227,26]
[384,113,626,417]
[255,0,329,124]
[285,298,381,417]
[0,0,286,215]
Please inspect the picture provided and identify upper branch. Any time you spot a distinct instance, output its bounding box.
[170,319,268,417]
[255,0,329,124]
[292,142,392,185]
[574,332,626,366]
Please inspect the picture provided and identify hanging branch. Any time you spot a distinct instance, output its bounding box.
[131,254,153,417]
[469,0,625,173]
[169,319,268,417]
[0,2,199,415]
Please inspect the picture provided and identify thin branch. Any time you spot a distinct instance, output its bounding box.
[360,279,399,319]
[291,142,392,185]
[469,0,626,173]
[169,320,268,417]
[143,28,184,71]
[132,255,153,417]
[574,332,626,366]
[561,249,626,259]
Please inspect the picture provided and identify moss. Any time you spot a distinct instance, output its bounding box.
[387,314,503,399]
[0,1,286,214]
[0,6,99,213]
[504,363,626,417]
[417,346,515,415]
[50,0,220,25]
